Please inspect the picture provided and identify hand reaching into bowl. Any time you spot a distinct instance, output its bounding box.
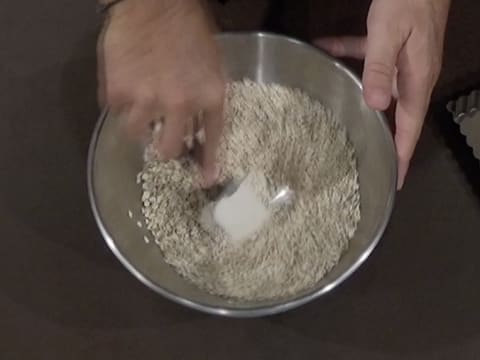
[315,0,451,189]
[97,0,225,187]
[97,0,451,190]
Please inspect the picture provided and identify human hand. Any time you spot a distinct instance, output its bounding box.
[97,0,225,186]
[315,0,451,189]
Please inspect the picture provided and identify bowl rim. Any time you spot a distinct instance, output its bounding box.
[87,31,397,318]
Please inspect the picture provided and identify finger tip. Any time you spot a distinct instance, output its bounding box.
[397,166,407,190]
[312,38,328,47]
[364,90,391,111]
[312,38,335,54]
[201,165,220,188]
[396,159,410,191]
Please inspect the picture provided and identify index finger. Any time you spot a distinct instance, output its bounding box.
[201,99,224,187]
[394,60,434,189]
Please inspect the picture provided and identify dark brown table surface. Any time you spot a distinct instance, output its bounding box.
[1,0,480,358]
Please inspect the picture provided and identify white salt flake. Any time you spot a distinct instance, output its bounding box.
[213,177,269,244]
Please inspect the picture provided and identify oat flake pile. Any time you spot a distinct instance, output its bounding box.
[139,79,360,301]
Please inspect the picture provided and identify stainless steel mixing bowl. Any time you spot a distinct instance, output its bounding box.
[88,32,397,317]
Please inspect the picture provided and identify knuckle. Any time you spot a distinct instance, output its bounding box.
[164,78,226,113]
[132,88,156,108]
[366,61,393,80]
[165,92,194,114]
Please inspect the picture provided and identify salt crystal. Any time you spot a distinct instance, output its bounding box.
[213,178,269,244]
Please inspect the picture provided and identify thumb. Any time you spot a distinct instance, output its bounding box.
[362,31,402,111]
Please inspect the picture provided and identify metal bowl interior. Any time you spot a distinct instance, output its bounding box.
[88,32,397,317]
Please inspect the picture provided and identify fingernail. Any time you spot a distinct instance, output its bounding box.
[397,177,405,191]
